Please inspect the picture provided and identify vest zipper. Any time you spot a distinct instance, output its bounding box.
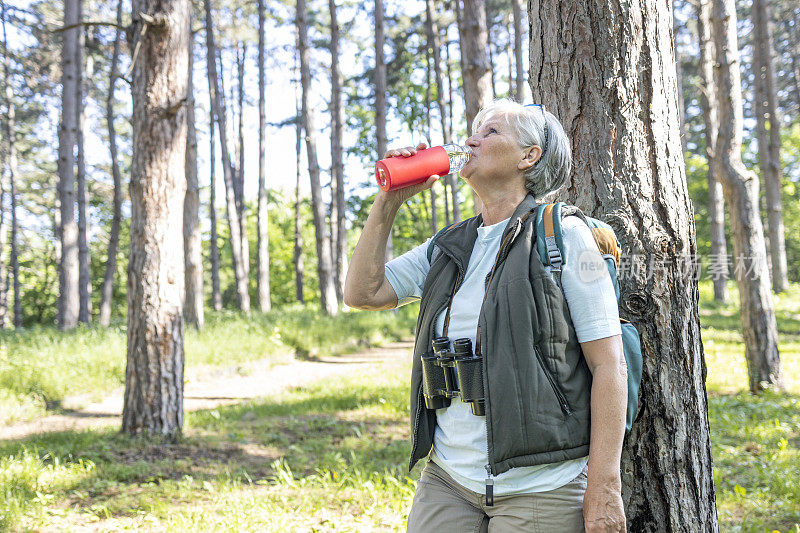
[534,345,573,416]
[409,268,464,472]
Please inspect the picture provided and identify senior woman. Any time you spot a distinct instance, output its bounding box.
[344,99,627,533]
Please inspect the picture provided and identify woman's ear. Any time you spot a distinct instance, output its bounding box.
[519,145,542,170]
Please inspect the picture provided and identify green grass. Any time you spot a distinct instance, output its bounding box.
[0,304,418,425]
[1,284,800,531]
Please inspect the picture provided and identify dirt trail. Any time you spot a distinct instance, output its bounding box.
[0,341,413,442]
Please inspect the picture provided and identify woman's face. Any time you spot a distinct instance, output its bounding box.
[460,114,532,188]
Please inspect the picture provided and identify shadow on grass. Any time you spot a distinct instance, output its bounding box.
[0,380,415,529]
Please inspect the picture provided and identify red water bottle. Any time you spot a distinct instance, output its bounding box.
[375,144,471,191]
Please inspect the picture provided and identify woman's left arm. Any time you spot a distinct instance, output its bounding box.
[581,334,627,533]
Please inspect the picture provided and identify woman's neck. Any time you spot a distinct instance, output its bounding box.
[478,188,528,226]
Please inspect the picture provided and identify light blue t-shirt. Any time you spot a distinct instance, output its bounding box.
[385,215,621,496]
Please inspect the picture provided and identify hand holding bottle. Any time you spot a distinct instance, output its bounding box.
[377,143,440,208]
[375,142,470,196]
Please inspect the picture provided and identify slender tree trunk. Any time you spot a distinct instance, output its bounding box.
[0,138,6,329]
[297,0,337,315]
[256,0,271,312]
[57,0,80,331]
[184,35,203,329]
[203,0,250,313]
[329,0,347,303]
[485,1,496,98]
[99,0,124,326]
[425,47,438,233]
[294,51,304,304]
[712,0,782,394]
[76,5,90,324]
[512,0,524,102]
[674,17,687,155]
[751,0,788,293]
[1,4,18,328]
[374,0,392,261]
[457,0,490,214]
[443,12,461,222]
[122,0,190,438]
[236,42,250,293]
[531,0,719,527]
[696,0,729,303]
[208,110,222,312]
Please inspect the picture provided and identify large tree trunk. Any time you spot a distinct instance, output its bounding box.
[203,0,250,313]
[99,0,124,327]
[696,0,729,303]
[184,35,203,329]
[57,0,80,330]
[122,0,190,438]
[530,0,718,528]
[712,0,782,394]
[76,7,90,324]
[374,0,392,260]
[511,0,524,102]
[208,110,222,312]
[329,0,347,303]
[297,0,337,315]
[751,0,789,293]
[256,0,271,312]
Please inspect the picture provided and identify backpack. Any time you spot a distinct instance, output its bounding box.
[427,203,643,432]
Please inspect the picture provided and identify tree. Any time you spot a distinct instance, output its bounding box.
[329,0,346,303]
[511,0,524,102]
[297,0,337,315]
[530,0,718,527]
[712,0,783,393]
[696,0,729,303]
[375,0,392,260]
[122,0,190,437]
[257,0,271,312]
[751,0,789,293]
[57,0,80,330]
[184,33,203,329]
[75,1,89,324]
[293,49,304,304]
[98,0,124,327]
[1,1,19,328]
[203,0,250,313]
[235,41,250,297]
[208,108,222,312]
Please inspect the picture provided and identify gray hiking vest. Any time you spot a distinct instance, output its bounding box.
[409,194,592,476]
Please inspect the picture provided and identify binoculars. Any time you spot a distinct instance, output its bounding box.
[420,337,485,416]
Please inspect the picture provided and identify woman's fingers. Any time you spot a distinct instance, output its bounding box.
[384,144,427,159]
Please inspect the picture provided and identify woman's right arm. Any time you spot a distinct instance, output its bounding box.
[344,143,437,310]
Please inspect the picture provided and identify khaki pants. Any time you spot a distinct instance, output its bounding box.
[406,460,587,533]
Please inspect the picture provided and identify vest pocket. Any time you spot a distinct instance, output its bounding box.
[534,345,573,416]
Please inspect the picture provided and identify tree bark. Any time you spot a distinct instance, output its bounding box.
[76,3,90,324]
[751,0,789,293]
[99,0,124,327]
[122,0,190,438]
[184,34,203,329]
[530,0,719,528]
[1,4,19,328]
[485,1,496,98]
[512,0,524,102]
[374,0,392,261]
[425,46,438,233]
[712,0,782,394]
[674,16,687,155]
[696,0,729,303]
[297,0,338,315]
[329,0,347,304]
[257,0,271,312]
[203,0,250,313]
[57,0,80,330]
[208,106,222,311]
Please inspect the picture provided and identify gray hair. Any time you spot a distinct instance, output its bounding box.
[472,98,571,199]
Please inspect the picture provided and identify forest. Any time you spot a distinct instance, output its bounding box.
[0,0,799,530]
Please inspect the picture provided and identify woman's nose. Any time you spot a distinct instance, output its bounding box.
[466,135,478,148]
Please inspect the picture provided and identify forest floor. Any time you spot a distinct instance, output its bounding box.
[1,283,799,532]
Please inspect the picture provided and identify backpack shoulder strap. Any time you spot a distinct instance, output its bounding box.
[535,202,567,271]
